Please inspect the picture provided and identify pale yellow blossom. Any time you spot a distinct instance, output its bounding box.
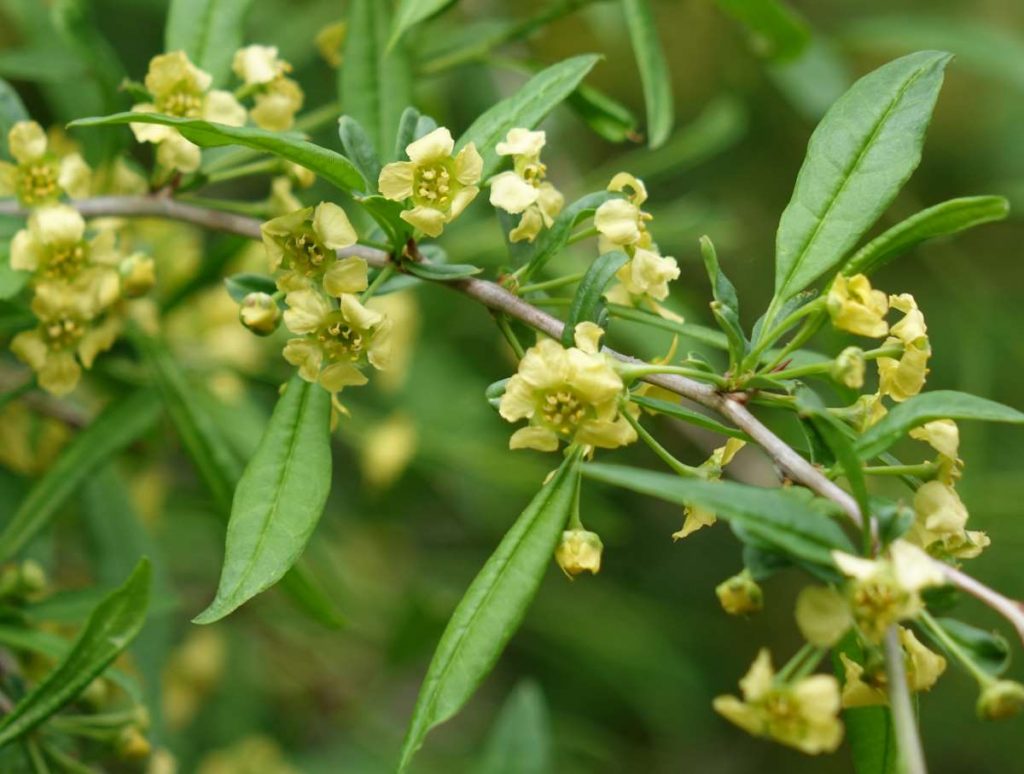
[260,203,359,292]
[827,274,888,338]
[489,128,564,243]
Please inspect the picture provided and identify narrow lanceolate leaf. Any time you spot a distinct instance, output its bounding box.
[567,81,639,144]
[700,236,746,368]
[398,456,579,771]
[843,195,1010,277]
[0,559,151,747]
[475,681,552,774]
[342,0,413,158]
[0,390,161,563]
[630,395,750,441]
[0,78,28,160]
[714,0,811,62]
[622,0,674,148]
[404,261,482,281]
[389,0,458,51]
[165,0,254,85]
[773,50,951,302]
[457,55,600,178]
[856,390,1024,459]
[69,113,366,193]
[561,250,629,347]
[582,463,854,564]
[194,377,332,624]
[224,273,277,305]
[338,116,383,193]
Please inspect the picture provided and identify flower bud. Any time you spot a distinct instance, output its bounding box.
[80,677,110,708]
[715,570,763,616]
[831,346,865,389]
[977,679,1024,720]
[119,253,156,297]
[555,528,603,577]
[239,292,281,336]
[18,559,47,595]
[116,726,152,760]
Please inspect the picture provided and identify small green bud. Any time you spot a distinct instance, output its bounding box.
[555,528,603,578]
[831,346,865,389]
[977,679,1024,720]
[715,569,763,616]
[18,559,46,595]
[119,253,156,297]
[116,726,152,760]
[239,292,281,336]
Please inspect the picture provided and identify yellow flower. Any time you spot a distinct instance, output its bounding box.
[260,203,360,292]
[498,327,635,453]
[131,51,246,172]
[360,412,417,490]
[827,274,888,338]
[0,120,91,206]
[839,627,945,709]
[716,569,764,615]
[877,294,930,402]
[281,289,391,393]
[238,292,281,336]
[232,45,290,86]
[555,528,603,577]
[831,346,865,389]
[378,127,482,237]
[250,77,304,132]
[910,419,961,479]
[910,480,989,560]
[713,649,843,755]
[672,438,746,538]
[315,21,347,68]
[594,172,652,251]
[119,253,156,297]
[612,246,679,302]
[489,128,564,243]
[11,283,120,395]
[977,680,1024,720]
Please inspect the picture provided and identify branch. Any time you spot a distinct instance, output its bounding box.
[6,196,1022,640]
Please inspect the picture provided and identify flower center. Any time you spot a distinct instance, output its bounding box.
[19,162,59,205]
[157,90,203,118]
[285,232,330,277]
[763,691,806,741]
[851,580,905,638]
[539,390,587,436]
[41,243,88,280]
[43,316,84,350]
[414,162,455,208]
[519,160,547,188]
[318,315,365,361]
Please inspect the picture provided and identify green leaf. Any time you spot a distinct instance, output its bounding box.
[714,0,811,62]
[699,236,746,367]
[356,195,411,248]
[521,190,616,277]
[390,0,458,51]
[341,0,413,158]
[224,273,277,305]
[630,395,750,441]
[844,196,1010,277]
[475,681,552,774]
[194,377,332,624]
[566,81,639,144]
[561,250,629,347]
[338,115,383,193]
[69,112,366,193]
[398,455,579,771]
[0,559,151,747]
[581,463,854,565]
[0,244,29,300]
[404,261,482,281]
[0,390,162,563]
[0,78,29,161]
[836,634,899,774]
[932,618,1011,677]
[773,50,951,302]
[457,55,600,178]
[165,0,254,85]
[856,390,1024,459]
[621,0,674,148]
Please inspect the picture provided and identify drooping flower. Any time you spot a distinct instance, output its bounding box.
[555,528,603,577]
[827,274,889,338]
[131,51,246,172]
[232,46,304,132]
[838,627,946,708]
[0,120,91,206]
[260,203,359,292]
[594,172,652,251]
[498,323,635,452]
[378,127,482,237]
[910,480,989,560]
[713,649,843,754]
[716,569,764,616]
[611,247,680,302]
[672,438,746,539]
[489,128,564,243]
[878,294,930,402]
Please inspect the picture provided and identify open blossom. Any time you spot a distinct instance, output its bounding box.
[827,274,889,338]
[131,51,246,172]
[609,246,679,302]
[489,128,564,243]
[378,127,482,237]
[260,203,359,292]
[499,322,636,452]
[713,649,843,755]
[232,45,304,131]
[878,293,930,402]
[0,121,91,206]
[594,172,652,251]
[672,438,746,539]
[838,627,946,708]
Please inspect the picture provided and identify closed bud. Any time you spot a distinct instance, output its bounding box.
[80,677,110,708]
[18,559,47,595]
[831,346,865,389]
[119,253,156,297]
[239,292,281,336]
[555,528,603,578]
[116,726,152,760]
[716,569,763,615]
[977,679,1024,720]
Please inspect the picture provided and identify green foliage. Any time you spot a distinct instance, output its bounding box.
[621,0,674,148]
[715,0,811,62]
[475,681,552,774]
[0,78,28,161]
[561,249,628,346]
[165,0,254,85]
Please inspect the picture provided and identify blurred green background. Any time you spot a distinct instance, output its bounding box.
[2,0,1024,771]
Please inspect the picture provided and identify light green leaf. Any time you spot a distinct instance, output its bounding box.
[932,618,1010,677]
[0,78,29,161]
[582,463,854,565]
[194,376,332,624]
[341,0,413,158]
[398,455,579,771]
[714,0,810,62]
[844,196,1010,277]
[0,390,162,563]
[561,250,629,346]
[773,51,951,303]
[338,115,382,193]
[70,112,366,193]
[622,0,673,148]
[700,236,746,367]
[566,81,638,144]
[457,55,600,177]
[404,261,482,281]
[165,0,254,85]
[629,395,750,441]
[475,681,552,774]
[390,0,458,51]
[856,390,1024,459]
[0,559,151,747]
[0,244,29,300]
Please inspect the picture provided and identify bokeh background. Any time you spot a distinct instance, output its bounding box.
[1,0,1023,771]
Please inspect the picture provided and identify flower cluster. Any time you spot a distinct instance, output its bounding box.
[489,128,564,243]
[0,121,90,206]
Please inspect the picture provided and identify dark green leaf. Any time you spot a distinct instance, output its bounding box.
[338,115,383,193]
[356,195,410,248]
[622,0,673,148]
[393,106,421,161]
[856,390,1024,459]
[70,112,366,193]
[630,394,750,441]
[194,377,332,623]
[700,236,746,367]
[0,244,29,301]
[844,196,1010,277]
[475,681,552,774]
[0,390,161,563]
[0,559,150,747]
[773,51,951,302]
[404,261,482,281]
[566,81,639,144]
[458,55,600,177]
[398,455,579,771]
[714,0,811,62]
[521,190,616,277]
[0,78,29,161]
[836,634,899,774]
[224,273,277,305]
[562,250,628,346]
[390,0,459,50]
[582,463,854,565]
[932,618,1011,677]
[165,0,254,85]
